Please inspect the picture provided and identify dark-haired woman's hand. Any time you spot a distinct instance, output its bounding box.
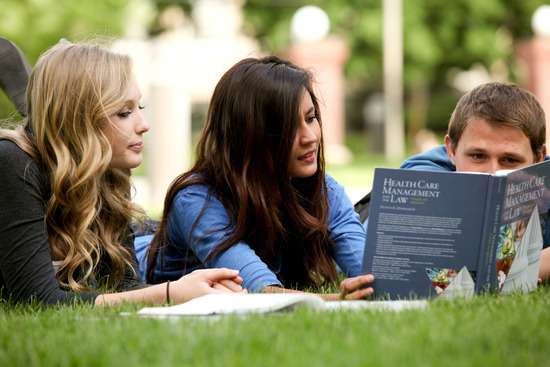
[338,274,374,300]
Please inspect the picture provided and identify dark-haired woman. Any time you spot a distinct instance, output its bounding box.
[147,57,373,300]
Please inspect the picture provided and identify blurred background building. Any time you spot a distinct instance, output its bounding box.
[1,0,550,211]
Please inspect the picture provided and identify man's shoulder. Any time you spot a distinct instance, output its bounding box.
[400,145,456,172]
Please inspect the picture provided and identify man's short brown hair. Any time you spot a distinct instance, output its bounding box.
[448,82,546,156]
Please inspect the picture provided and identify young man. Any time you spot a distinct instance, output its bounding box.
[401,82,550,281]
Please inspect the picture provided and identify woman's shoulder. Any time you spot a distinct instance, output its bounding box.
[324,173,357,215]
[324,174,345,196]
[0,139,36,171]
[174,182,211,198]
[172,182,221,208]
[0,139,46,191]
[169,182,229,223]
[0,138,26,156]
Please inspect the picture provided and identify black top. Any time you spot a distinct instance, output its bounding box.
[0,140,143,304]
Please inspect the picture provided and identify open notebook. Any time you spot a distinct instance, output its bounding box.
[137,293,428,317]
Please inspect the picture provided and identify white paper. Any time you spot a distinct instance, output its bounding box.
[137,293,428,317]
[138,294,325,316]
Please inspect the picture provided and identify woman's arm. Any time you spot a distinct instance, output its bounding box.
[261,274,374,301]
[325,175,366,277]
[317,176,375,300]
[95,268,244,306]
[165,186,283,292]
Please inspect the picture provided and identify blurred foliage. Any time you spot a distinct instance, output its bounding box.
[2,0,548,138]
[0,0,129,121]
[243,0,548,136]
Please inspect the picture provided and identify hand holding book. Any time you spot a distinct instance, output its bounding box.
[338,274,375,300]
[263,274,375,301]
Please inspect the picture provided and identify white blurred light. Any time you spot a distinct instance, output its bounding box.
[532,5,550,37]
[290,5,330,43]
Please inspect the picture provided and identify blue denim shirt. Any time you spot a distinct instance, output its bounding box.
[148,175,365,292]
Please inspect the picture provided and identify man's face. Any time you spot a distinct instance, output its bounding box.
[445,117,546,174]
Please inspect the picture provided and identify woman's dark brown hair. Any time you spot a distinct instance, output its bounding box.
[147,56,337,288]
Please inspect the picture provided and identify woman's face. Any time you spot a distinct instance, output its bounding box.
[104,79,149,170]
[288,91,321,178]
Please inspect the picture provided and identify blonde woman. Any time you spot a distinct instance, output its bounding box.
[0,41,243,306]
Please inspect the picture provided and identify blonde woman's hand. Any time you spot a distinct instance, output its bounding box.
[170,268,246,304]
[339,274,374,300]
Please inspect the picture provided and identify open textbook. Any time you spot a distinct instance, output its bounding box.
[137,294,428,317]
[363,160,550,299]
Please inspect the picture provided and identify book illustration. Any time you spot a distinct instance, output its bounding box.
[501,207,543,294]
[425,268,458,295]
[136,294,429,317]
[495,223,518,288]
[436,266,475,299]
[425,266,474,298]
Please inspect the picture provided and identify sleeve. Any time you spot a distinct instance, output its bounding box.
[117,232,147,290]
[400,145,456,172]
[134,234,154,282]
[0,142,98,304]
[168,185,283,292]
[325,176,366,277]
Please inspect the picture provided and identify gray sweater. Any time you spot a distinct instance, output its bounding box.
[0,140,143,304]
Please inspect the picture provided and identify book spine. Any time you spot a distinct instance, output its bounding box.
[475,176,506,293]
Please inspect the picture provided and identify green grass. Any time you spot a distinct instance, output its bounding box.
[2,287,550,367]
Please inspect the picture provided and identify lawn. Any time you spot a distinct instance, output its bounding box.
[2,287,549,367]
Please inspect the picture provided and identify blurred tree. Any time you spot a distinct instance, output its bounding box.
[0,0,129,122]
[243,0,548,141]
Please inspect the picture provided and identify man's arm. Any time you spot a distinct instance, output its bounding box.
[540,248,550,282]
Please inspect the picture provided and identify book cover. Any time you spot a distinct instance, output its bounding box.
[362,160,550,299]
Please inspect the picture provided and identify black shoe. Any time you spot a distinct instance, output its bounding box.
[0,38,31,117]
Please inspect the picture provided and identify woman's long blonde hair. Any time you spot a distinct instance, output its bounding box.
[0,41,143,291]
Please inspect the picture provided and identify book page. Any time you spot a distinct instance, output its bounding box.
[438,266,475,299]
[495,161,550,293]
[138,293,325,316]
[501,208,542,293]
[137,294,430,317]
